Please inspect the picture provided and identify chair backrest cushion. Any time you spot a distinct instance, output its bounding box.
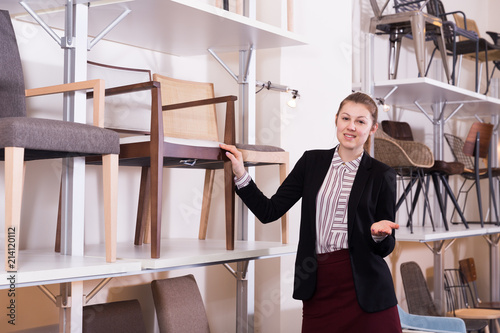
[151,274,210,333]
[0,10,27,118]
[153,73,219,141]
[382,120,414,141]
[82,299,147,333]
[400,261,440,316]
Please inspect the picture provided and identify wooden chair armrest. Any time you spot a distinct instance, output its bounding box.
[25,79,105,127]
[162,95,238,145]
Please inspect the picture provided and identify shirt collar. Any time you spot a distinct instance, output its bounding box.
[332,146,362,172]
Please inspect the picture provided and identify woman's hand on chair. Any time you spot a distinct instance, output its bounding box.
[220,144,246,179]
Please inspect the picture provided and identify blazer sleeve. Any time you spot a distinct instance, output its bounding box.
[235,152,308,223]
[371,166,397,258]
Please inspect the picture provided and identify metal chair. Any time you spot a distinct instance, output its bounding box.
[401,261,488,333]
[369,0,450,82]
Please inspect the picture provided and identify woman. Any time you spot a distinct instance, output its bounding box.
[220,92,401,332]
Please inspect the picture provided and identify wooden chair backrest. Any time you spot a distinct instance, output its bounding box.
[153,73,219,141]
[463,122,493,159]
[453,14,481,41]
[459,257,477,283]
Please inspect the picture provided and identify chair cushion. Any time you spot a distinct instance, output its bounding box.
[236,143,285,152]
[424,160,464,175]
[83,300,147,333]
[0,117,119,160]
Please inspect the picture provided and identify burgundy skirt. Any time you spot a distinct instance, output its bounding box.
[301,249,401,333]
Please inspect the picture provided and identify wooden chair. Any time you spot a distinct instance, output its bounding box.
[151,274,210,333]
[0,9,119,271]
[83,300,147,333]
[462,122,499,227]
[85,71,289,259]
[459,258,500,310]
[445,267,500,332]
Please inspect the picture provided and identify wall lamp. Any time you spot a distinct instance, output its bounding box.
[375,97,391,112]
[256,80,300,108]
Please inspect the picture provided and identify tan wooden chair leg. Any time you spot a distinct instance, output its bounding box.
[135,166,150,245]
[198,169,215,240]
[224,161,235,250]
[5,147,25,272]
[103,154,118,263]
[280,162,289,244]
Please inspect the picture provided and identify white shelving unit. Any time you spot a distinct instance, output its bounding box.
[1,1,306,332]
[364,75,500,314]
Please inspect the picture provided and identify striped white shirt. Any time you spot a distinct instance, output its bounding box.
[316,149,361,254]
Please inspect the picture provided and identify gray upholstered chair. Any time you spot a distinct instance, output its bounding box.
[83,300,147,333]
[0,9,119,271]
[151,274,210,333]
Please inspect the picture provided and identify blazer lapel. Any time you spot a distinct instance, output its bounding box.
[348,152,373,235]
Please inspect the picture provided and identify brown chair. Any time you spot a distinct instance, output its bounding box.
[151,274,210,333]
[85,70,289,259]
[382,120,468,230]
[374,125,435,232]
[459,258,500,310]
[0,10,119,271]
[445,122,500,227]
[445,267,500,332]
[83,300,147,333]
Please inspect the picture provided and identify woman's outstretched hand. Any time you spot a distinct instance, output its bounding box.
[371,220,399,237]
[220,144,246,179]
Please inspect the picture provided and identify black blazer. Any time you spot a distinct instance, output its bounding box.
[236,147,398,313]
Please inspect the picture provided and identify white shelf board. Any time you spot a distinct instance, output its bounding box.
[396,223,500,242]
[0,239,295,288]
[86,238,297,270]
[0,252,141,289]
[7,0,307,56]
[372,77,500,118]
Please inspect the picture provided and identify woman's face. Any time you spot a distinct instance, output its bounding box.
[335,101,377,154]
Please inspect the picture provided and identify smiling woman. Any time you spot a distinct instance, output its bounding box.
[220,91,401,333]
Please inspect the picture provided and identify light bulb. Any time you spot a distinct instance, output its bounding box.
[287,96,297,108]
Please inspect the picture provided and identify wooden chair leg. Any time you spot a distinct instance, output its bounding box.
[224,161,235,250]
[135,167,150,246]
[55,179,62,253]
[199,169,215,240]
[280,162,289,244]
[102,154,118,263]
[5,147,25,272]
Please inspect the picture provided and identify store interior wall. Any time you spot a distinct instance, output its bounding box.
[1,0,500,332]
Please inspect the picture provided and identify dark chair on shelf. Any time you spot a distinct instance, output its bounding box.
[83,65,289,259]
[459,258,500,310]
[374,126,435,232]
[444,122,500,227]
[0,9,119,271]
[151,274,210,333]
[444,267,500,332]
[369,0,450,82]
[426,0,480,90]
[381,120,468,230]
[427,0,500,93]
[83,299,147,333]
[400,261,488,333]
